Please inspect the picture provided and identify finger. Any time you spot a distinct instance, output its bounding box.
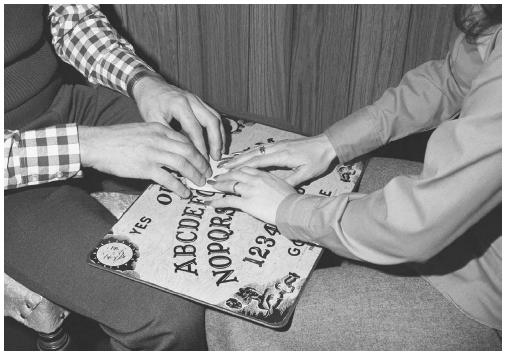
[189,97,223,160]
[154,151,206,187]
[285,167,310,186]
[151,168,191,198]
[214,169,257,183]
[237,166,262,175]
[197,98,226,154]
[209,195,243,210]
[160,125,192,144]
[158,139,210,177]
[222,144,280,169]
[218,117,227,154]
[228,153,290,170]
[212,179,250,195]
[171,99,208,158]
[193,94,220,116]
[146,118,192,145]
[151,123,211,177]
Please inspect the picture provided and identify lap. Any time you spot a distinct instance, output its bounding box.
[5,84,205,348]
[5,184,205,349]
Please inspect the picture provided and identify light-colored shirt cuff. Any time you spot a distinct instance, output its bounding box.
[324,106,382,164]
[275,193,362,261]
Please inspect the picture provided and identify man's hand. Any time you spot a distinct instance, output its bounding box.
[132,72,226,161]
[209,167,296,225]
[79,123,212,198]
[220,134,338,186]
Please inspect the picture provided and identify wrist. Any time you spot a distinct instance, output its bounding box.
[275,193,302,227]
[314,134,339,165]
[128,68,162,101]
[78,126,98,168]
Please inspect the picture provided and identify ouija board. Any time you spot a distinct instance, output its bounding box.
[89,119,365,328]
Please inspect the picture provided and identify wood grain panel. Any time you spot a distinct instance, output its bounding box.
[113,5,179,83]
[403,5,458,72]
[347,5,411,112]
[288,5,356,135]
[110,4,458,141]
[176,5,204,96]
[198,5,249,112]
[248,5,293,126]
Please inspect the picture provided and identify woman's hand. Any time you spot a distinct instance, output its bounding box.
[219,134,338,186]
[79,123,212,198]
[132,71,226,161]
[209,167,296,225]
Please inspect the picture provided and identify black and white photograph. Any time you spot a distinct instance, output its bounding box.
[3,2,502,351]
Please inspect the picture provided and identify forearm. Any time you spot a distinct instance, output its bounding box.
[4,124,82,190]
[49,4,154,95]
[326,44,465,163]
[279,119,501,265]
[277,163,500,266]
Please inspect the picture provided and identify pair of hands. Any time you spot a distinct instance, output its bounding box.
[209,135,338,225]
[79,71,224,198]
[79,69,338,225]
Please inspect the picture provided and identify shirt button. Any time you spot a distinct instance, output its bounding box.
[56,172,64,178]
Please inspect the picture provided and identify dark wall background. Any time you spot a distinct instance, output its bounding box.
[105,4,459,158]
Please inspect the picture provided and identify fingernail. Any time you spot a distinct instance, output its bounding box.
[208,179,216,185]
[203,201,212,206]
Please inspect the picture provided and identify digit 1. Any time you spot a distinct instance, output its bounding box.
[243,257,264,267]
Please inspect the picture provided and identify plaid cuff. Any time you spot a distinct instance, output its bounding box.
[4,124,82,190]
[50,4,153,96]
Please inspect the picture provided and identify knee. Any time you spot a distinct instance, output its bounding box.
[102,300,206,350]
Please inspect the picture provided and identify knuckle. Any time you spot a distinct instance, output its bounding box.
[186,93,198,102]
[173,95,189,107]
[206,113,219,124]
[192,122,203,132]
[175,158,192,174]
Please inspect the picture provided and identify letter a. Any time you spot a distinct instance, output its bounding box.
[174,258,198,276]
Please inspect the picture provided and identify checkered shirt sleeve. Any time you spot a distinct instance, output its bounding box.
[4,124,82,190]
[49,4,153,95]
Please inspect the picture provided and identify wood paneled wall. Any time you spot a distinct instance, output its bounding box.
[108,4,459,135]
